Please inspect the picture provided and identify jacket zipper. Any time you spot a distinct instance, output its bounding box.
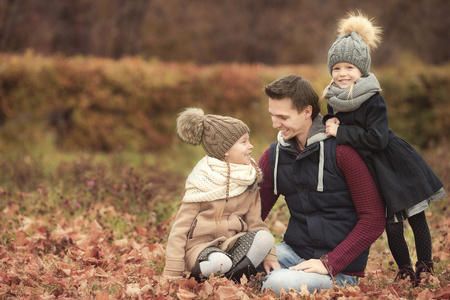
[237,216,245,232]
[187,219,197,239]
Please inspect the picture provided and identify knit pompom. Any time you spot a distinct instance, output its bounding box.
[176,107,205,145]
[337,10,382,52]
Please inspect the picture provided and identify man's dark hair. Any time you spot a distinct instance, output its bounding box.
[264,74,320,119]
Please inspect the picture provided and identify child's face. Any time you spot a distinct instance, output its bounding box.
[331,62,363,90]
[226,133,253,165]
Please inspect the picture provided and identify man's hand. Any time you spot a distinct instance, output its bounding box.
[263,260,281,274]
[288,259,328,275]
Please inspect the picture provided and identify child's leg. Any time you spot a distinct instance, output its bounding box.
[407,211,432,263]
[245,230,274,267]
[408,211,434,282]
[385,221,412,268]
[199,252,233,277]
[225,230,274,281]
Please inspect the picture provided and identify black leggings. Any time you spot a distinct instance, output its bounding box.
[385,211,432,267]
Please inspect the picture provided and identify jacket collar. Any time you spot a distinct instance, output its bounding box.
[273,114,329,195]
[276,114,329,149]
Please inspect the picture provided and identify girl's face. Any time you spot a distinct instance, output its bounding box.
[226,133,253,165]
[331,62,363,89]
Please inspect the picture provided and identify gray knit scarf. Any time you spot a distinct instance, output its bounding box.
[324,73,382,114]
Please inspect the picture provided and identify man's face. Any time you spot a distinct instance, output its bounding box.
[268,97,311,141]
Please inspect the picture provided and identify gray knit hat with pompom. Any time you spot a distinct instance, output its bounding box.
[176,107,249,159]
[327,11,382,77]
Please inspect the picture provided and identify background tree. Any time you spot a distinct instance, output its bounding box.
[0,0,448,66]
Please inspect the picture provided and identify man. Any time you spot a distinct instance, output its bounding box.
[258,74,385,295]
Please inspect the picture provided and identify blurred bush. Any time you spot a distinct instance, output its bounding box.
[0,51,448,152]
[378,58,450,148]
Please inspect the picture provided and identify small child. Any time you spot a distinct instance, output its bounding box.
[162,107,279,282]
[323,11,447,285]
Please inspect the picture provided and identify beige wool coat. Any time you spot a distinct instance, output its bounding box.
[163,189,277,277]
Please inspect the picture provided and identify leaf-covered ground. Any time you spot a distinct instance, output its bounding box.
[0,145,449,299]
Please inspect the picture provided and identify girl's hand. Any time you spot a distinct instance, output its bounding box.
[326,123,339,137]
[325,117,340,126]
[288,259,328,275]
[263,260,281,274]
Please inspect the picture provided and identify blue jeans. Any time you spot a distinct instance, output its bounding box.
[261,242,360,295]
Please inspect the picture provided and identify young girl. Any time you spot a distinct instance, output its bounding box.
[323,11,447,285]
[162,107,279,282]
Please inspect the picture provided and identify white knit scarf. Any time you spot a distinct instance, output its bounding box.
[182,156,257,203]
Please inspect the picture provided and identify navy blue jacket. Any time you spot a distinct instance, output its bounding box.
[270,137,369,273]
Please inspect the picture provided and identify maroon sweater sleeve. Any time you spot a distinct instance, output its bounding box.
[258,147,279,221]
[321,144,385,277]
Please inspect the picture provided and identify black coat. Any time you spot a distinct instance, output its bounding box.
[324,93,443,218]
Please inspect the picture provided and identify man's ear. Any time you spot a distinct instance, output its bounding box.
[303,105,313,118]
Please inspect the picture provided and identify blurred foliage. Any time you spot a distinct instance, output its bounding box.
[0,0,448,66]
[0,51,449,153]
[0,149,184,226]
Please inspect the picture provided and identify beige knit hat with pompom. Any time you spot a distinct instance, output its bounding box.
[176,107,249,159]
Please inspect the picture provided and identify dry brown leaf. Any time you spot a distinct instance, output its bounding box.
[15,231,29,247]
[215,285,239,300]
[95,291,110,300]
[114,238,129,249]
[125,283,142,299]
[239,273,248,285]
[416,288,433,300]
[434,285,450,299]
[77,220,104,250]
[177,288,197,300]
[198,280,214,298]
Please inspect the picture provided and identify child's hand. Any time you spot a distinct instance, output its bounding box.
[326,123,339,137]
[325,117,340,126]
[263,260,281,274]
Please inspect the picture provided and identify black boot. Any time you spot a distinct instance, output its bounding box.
[224,256,257,282]
[415,261,434,286]
[189,264,206,282]
[395,264,416,285]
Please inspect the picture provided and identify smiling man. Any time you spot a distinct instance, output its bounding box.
[258,74,386,295]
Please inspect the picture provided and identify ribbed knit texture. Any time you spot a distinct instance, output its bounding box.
[325,73,382,114]
[202,115,249,159]
[258,144,385,277]
[183,156,257,203]
[328,32,371,76]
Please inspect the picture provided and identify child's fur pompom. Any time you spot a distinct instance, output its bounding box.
[337,10,382,52]
[176,107,205,145]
